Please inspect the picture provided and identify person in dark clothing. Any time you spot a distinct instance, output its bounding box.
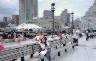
[3,33,7,39]
[86,31,89,41]
[79,33,82,38]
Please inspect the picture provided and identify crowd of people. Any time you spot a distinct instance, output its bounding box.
[0,30,82,61]
[32,31,81,61]
[85,29,96,41]
[1,28,96,61]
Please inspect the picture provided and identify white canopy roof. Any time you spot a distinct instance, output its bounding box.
[6,23,17,29]
[63,26,70,29]
[16,23,42,30]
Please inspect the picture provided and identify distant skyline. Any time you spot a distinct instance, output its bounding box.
[0,0,94,19]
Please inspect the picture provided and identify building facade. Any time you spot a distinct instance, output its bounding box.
[19,0,38,24]
[61,9,71,27]
[3,17,8,23]
[81,0,96,30]
[73,18,81,29]
[35,16,63,31]
[12,15,19,25]
[43,10,52,19]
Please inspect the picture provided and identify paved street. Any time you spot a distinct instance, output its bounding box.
[16,36,96,61]
[56,37,96,61]
[0,0,96,61]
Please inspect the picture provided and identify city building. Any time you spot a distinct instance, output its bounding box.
[73,18,81,29]
[35,16,63,31]
[43,10,52,19]
[35,9,72,31]
[12,15,19,25]
[0,17,11,28]
[61,9,71,27]
[19,0,38,24]
[3,17,11,24]
[81,0,96,30]
[3,17,8,23]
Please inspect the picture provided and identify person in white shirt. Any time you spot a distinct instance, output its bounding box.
[33,32,44,42]
[61,32,68,46]
[39,36,51,61]
[85,30,89,41]
[72,32,79,46]
[15,34,24,43]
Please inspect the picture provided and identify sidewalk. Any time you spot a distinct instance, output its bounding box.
[57,37,96,61]
[16,36,96,61]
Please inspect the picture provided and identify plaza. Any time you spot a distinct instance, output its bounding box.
[0,0,96,61]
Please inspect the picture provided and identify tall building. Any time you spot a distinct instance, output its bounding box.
[3,17,12,24]
[74,18,81,29]
[19,0,38,24]
[61,9,70,26]
[3,17,8,23]
[12,15,19,25]
[81,0,96,30]
[3,17,10,27]
[43,10,52,19]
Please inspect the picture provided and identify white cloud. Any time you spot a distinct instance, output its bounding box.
[0,0,19,17]
[38,0,94,18]
[0,0,94,18]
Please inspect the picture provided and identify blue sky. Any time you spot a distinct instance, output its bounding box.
[0,0,94,18]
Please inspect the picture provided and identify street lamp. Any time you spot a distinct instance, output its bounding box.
[71,12,74,34]
[51,3,55,38]
[88,19,91,30]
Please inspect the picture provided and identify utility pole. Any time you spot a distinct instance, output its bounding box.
[51,3,55,38]
[71,12,74,34]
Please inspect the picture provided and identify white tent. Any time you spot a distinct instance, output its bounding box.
[63,26,70,29]
[6,23,17,29]
[7,23,16,27]
[16,23,42,31]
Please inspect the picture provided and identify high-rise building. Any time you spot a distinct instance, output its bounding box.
[3,17,10,27]
[81,0,96,30]
[12,15,19,25]
[19,0,38,24]
[3,17,8,23]
[43,10,52,19]
[61,9,70,26]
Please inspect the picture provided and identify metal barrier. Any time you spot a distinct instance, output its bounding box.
[0,36,77,61]
[0,44,41,61]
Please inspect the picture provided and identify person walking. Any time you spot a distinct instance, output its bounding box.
[39,36,51,61]
[33,32,44,42]
[0,42,4,52]
[72,32,79,46]
[86,30,89,41]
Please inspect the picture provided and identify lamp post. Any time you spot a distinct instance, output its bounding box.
[88,19,91,30]
[71,12,74,34]
[51,3,55,38]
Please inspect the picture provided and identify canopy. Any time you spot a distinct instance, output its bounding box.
[16,23,42,30]
[7,23,17,28]
[63,26,70,29]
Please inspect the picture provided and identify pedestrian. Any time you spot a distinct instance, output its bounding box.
[86,30,89,41]
[33,32,44,42]
[0,36,3,42]
[0,42,4,52]
[39,36,51,61]
[79,33,82,38]
[15,34,24,43]
[72,32,79,46]
[60,32,67,46]
[58,32,63,40]
[13,32,16,41]
[15,35,20,43]
[7,34,12,39]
